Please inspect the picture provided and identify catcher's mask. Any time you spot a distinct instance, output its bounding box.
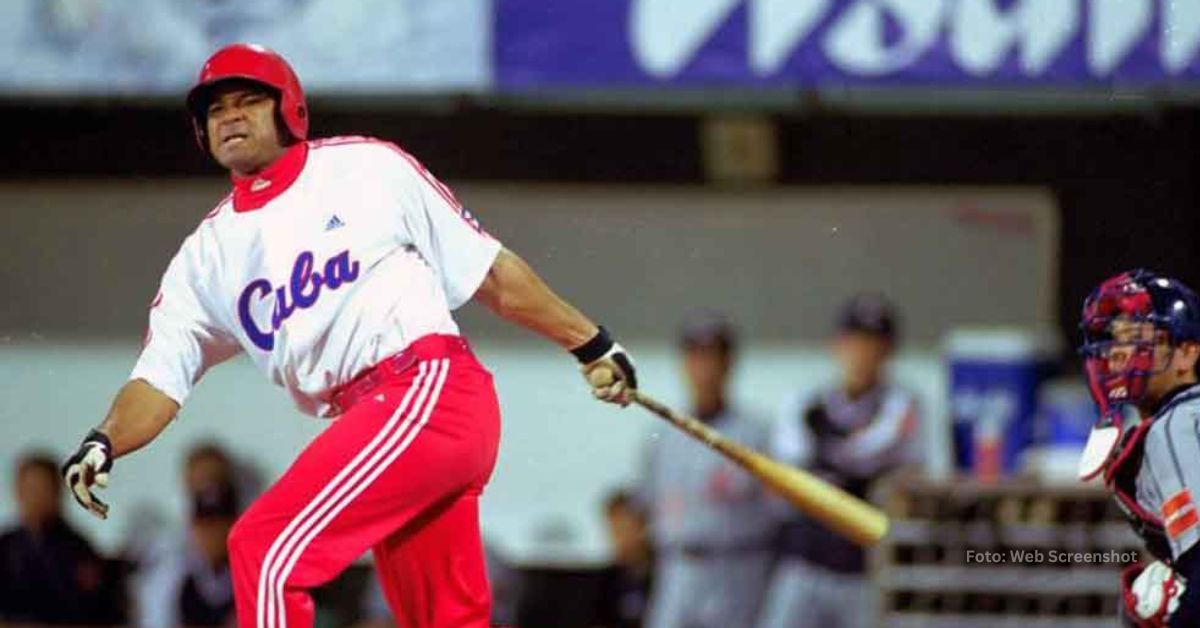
[1077,269,1200,481]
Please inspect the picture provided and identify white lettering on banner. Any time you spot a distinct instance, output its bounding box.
[949,0,1077,76]
[751,0,831,74]
[823,0,945,76]
[951,389,1017,429]
[1164,0,1200,73]
[1089,0,1151,75]
[631,0,741,77]
[628,0,1200,79]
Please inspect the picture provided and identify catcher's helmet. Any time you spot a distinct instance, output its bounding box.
[1077,269,1200,480]
[186,43,308,152]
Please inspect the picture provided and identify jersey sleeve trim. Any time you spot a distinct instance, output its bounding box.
[128,374,187,408]
[1166,490,1194,517]
[1166,491,1200,540]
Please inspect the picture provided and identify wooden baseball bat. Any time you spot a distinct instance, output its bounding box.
[632,390,889,547]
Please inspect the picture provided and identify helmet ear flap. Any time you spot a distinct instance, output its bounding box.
[187,83,214,153]
[273,86,306,144]
[270,91,298,146]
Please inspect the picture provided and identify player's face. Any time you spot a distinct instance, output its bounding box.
[605,506,648,566]
[1108,319,1199,406]
[1146,343,1200,406]
[1105,319,1163,373]
[833,331,891,396]
[185,451,232,493]
[15,465,60,528]
[682,344,731,404]
[205,84,287,176]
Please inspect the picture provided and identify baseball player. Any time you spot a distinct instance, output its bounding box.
[1077,270,1200,627]
[757,294,918,628]
[638,312,775,628]
[59,43,637,628]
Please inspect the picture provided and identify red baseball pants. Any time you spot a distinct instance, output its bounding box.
[227,335,501,628]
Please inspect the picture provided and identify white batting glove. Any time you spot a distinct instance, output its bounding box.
[571,327,638,407]
[1122,560,1186,627]
[61,430,114,520]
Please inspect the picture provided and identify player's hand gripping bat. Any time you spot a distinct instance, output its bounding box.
[632,391,889,546]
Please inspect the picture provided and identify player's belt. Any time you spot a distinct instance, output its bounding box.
[677,542,769,560]
[329,334,474,414]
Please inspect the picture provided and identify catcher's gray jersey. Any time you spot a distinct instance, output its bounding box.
[639,407,776,550]
[638,407,776,628]
[1136,385,1200,561]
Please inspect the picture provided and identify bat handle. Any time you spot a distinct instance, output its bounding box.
[631,390,668,416]
[631,391,744,457]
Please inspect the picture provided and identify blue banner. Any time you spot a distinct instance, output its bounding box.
[496,0,1200,87]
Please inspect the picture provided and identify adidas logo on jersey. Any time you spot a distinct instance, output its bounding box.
[325,215,345,231]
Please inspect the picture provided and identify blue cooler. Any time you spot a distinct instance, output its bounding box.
[946,329,1059,479]
[1032,381,1097,479]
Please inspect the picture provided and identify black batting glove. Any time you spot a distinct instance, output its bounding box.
[61,429,113,520]
[572,326,638,407]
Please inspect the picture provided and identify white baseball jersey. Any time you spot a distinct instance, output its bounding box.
[131,136,501,417]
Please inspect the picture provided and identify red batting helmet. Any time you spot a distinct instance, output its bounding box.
[186,43,308,152]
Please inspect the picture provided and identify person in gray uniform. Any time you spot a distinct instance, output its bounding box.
[1076,270,1200,627]
[758,294,919,628]
[639,312,775,628]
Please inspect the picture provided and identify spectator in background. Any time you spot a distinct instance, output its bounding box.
[133,443,241,627]
[124,440,261,582]
[121,442,241,569]
[593,489,654,628]
[758,294,919,628]
[640,312,775,628]
[180,482,239,626]
[183,441,264,507]
[183,441,234,491]
[0,452,120,623]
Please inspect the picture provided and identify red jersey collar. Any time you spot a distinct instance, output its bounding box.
[230,141,309,213]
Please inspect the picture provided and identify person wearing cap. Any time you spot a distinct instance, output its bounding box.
[136,482,240,628]
[133,446,242,627]
[182,482,240,626]
[638,312,775,628]
[757,294,920,628]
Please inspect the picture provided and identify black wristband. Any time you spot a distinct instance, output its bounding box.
[571,326,615,363]
[84,429,112,451]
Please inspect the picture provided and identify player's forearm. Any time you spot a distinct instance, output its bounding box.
[95,379,179,458]
[475,247,600,350]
